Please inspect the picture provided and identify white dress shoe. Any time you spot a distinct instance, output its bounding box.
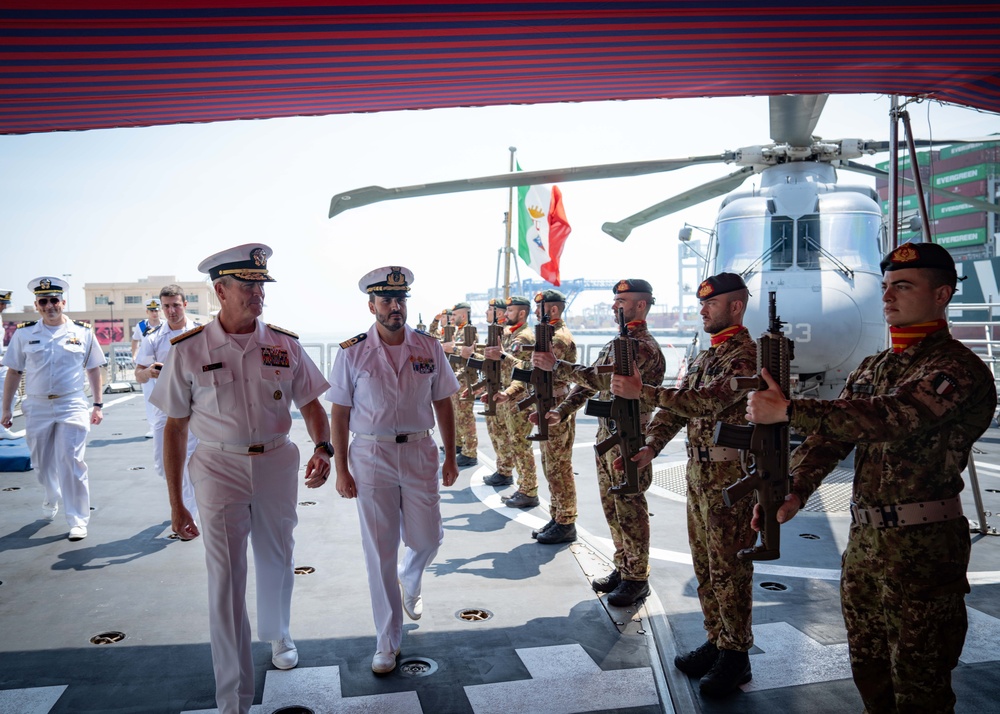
[399,579,422,620]
[270,638,298,669]
[68,526,87,541]
[42,502,59,521]
[144,430,154,439]
[371,648,400,674]
[0,425,17,439]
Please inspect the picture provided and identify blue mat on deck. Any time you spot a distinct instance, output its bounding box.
[0,436,32,472]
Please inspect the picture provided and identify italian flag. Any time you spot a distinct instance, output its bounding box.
[517,163,572,286]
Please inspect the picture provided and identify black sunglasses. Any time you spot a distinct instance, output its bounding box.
[36,297,63,306]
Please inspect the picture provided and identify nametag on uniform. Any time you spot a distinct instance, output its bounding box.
[261,346,290,368]
[202,362,223,372]
[411,356,436,374]
[28,340,40,344]
[66,336,82,346]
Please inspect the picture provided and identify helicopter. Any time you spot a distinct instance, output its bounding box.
[329,95,1000,400]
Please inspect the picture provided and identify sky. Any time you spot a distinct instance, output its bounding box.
[1,94,998,338]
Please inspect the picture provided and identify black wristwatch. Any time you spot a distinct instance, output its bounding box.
[314,441,334,457]
[93,402,104,408]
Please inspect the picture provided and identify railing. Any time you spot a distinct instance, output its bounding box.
[948,302,1000,398]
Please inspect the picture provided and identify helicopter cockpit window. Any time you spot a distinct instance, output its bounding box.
[797,215,822,269]
[770,217,793,270]
[715,215,793,275]
[796,212,882,272]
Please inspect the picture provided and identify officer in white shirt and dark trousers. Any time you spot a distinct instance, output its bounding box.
[1,277,106,540]
[328,265,459,675]
[134,284,201,526]
[150,244,332,714]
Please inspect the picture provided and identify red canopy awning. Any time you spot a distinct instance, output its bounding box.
[1,1,998,134]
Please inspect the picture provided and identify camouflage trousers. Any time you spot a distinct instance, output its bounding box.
[841,519,971,714]
[596,429,652,580]
[500,399,537,495]
[485,404,514,475]
[688,465,755,651]
[540,414,576,524]
[451,391,478,458]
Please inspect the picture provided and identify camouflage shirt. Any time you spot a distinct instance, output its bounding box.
[554,322,666,431]
[505,319,577,401]
[644,327,757,458]
[789,328,996,508]
[500,321,535,394]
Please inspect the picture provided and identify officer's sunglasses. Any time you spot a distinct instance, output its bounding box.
[36,297,63,306]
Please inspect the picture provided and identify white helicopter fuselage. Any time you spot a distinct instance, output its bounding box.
[710,161,887,400]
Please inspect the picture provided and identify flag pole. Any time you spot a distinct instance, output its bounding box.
[503,146,516,300]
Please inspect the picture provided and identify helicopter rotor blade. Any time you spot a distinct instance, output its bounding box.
[601,166,756,242]
[770,94,829,146]
[329,155,729,218]
[863,136,1000,153]
[841,161,1000,215]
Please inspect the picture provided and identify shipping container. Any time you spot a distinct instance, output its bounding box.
[934,226,988,249]
[932,163,996,188]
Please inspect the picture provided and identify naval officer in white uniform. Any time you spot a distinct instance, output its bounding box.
[328,265,459,674]
[1,277,106,540]
[150,244,331,714]
[134,284,201,526]
[0,289,17,440]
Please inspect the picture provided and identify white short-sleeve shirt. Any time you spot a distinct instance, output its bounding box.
[2,318,106,397]
[326,324,459,435]
[150,318,328,445]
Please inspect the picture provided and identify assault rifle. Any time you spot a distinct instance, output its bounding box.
[468,312,503,416]
[442,323,456,345]
[449,324,479,400]
[712,291,794,561]
[511,300,555,441]
[416,313,426,332]
[584,307,643,495]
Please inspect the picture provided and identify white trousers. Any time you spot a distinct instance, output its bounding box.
[24,397,90,527]
[189,440,299,714]
[141,380,156,431]
[349,436,443,655]
[152,420,199,521]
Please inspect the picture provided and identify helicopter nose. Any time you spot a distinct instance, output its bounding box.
[745,284,865,374]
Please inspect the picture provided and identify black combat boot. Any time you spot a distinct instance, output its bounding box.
[531,519,556,539]
[606,579,650,607]
[483,471,514,487]
[591,569,621,594]
[536,522,576,544]
[699,649,751,697]
[674,640,719,677]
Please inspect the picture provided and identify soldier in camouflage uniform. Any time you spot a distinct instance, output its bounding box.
[748,242,996,714]
[477,298,516,486]
[442,302,478,467]
[499,290,578,536]
[612,272,757,696]
[533,279,666,590]
[483,296,538,503]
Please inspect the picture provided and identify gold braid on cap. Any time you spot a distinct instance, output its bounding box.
[367,284,410,294]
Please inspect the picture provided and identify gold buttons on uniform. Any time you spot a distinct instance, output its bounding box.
[273,390,282,400]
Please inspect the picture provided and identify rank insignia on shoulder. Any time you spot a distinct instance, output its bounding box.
[17,320,37,328]
[414,328,432,338]
[410,355,436,374]
[170,324,206,345]
[340,333,367,349]
[143,323,162,336]
[73,319,92,329]
[267,323,299,339]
